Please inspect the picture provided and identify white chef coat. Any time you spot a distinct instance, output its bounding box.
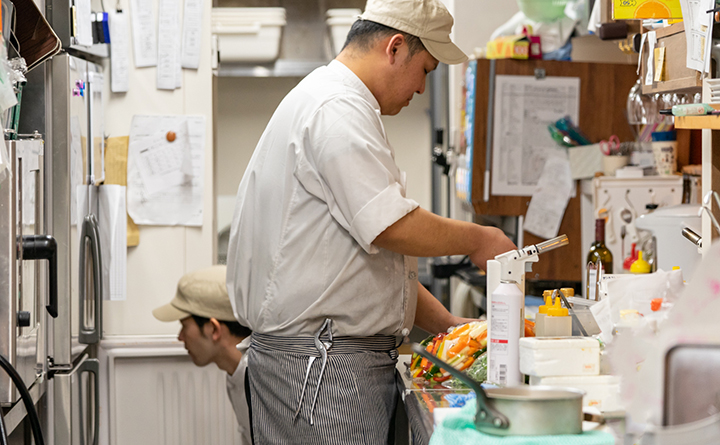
[226,337,251,444]
[226,60,419,338]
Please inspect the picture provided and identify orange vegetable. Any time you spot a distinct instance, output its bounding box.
[524,319,536,337]
[448,336,470,357]
[459,357,475,371]
[446,323,470,340]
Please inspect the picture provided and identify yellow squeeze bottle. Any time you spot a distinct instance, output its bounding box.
[536,290,553,337]
[544,298,572,337]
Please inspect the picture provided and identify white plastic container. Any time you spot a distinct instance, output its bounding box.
[211,8,286,63]
[519,337,600,377]
[488,281,523,387]
[529,375,623,412]
[326,9,360,56]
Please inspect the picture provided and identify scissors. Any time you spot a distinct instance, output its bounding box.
[599,135,620,155]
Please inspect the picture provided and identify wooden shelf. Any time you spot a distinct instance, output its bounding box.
[675,114,720,130]
[675,105,720,129]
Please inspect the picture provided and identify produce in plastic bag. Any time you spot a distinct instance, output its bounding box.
[408,321,487,383]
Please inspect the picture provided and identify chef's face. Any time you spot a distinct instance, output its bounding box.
[381,49,438,116]
[178,316,214,367]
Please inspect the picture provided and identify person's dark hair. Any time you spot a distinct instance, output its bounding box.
[192,315,252,339]
[342,20,426,57]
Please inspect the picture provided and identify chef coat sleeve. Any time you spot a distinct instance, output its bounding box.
[294,96,419,254]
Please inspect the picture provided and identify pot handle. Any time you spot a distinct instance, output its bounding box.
[411,343,509,431]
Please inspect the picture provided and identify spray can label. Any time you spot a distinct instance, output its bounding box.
[488,282,523,386]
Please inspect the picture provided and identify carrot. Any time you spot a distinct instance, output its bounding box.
[459,357,475,371]
[524,319,536,337]
[448,336,470,357]
[446,323,470,340]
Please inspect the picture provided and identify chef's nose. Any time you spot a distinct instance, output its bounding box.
[178,327,184,342]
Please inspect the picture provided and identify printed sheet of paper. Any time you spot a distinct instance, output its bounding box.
[98,185,127,301]
[130,0,157,67]
[75,0,94,46]
[109,12,130,93]
[181,0,204,69]
[523,156,573,239]
[134,121,192,195]
[491,75,580,196]
[157,0,180,90]
[127,115,206,226]
[680,0,715,73]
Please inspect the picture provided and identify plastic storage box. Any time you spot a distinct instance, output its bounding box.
[326,9,360,56]
[211,7,286,63]
[529,375,623,412]
[519,337,600,377]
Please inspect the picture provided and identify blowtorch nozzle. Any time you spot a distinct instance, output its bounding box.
[535,234,569,254]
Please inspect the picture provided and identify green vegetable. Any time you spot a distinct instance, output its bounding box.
[428,365,440,375]
[420,335,434,347]
[441,352,488,389]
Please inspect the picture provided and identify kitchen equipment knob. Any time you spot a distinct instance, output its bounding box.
[17,311,30,327]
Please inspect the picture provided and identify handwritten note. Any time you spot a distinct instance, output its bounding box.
[491,75,580,196]
[523,156,573,239]
[109,11,130,93]
[127,115,206,226]
[157,0,180,90]
[134,121,192,195]
[181,0,204,69]
[130,0,157,67]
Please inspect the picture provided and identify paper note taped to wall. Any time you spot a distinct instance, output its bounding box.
[127,115,206,226]
[523,156,573,239]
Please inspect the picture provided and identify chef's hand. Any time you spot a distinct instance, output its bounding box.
[468,226,517,271]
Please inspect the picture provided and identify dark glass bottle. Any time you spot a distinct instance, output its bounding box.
[587,218,613,274]
[586,218,613,300]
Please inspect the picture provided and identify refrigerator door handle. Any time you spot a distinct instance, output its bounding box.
[78,214,102,344]
[77,358,100,445]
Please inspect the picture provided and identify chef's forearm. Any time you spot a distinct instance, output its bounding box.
[413,283,472,334]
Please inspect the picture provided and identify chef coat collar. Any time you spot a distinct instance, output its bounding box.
[328,60,381,113]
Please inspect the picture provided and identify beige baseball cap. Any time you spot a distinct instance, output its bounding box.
[152,265,237,323]
[359,0,468,65]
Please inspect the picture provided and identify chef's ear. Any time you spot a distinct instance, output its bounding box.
[208,318,223,341]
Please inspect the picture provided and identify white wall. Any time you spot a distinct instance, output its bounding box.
[101,0,215,336]
[214,75,432,234]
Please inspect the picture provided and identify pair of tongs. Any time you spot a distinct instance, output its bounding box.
[411,344,509,431]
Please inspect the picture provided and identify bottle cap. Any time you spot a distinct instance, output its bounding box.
[547,298,568,317]
[538,293,552,314]
[630,251,651,274]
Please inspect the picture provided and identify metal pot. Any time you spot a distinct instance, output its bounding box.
[412,343,585,436]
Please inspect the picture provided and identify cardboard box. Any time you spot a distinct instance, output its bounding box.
[571,35,638,65]
[613,0,682,20]
[486,34,541,60]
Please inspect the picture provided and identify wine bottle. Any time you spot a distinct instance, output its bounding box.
[586,218,613,300]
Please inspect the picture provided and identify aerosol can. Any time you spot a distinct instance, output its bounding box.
[488,280,523,386]
[486,234,569,386]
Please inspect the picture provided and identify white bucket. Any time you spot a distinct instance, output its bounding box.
[326,9,361,56]
[211,7,286,63]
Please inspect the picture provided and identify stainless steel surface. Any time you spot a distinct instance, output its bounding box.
[49,53,95,368]
[555,289,589,337]
[54,354,99,445]
[412,343,584,436]
[3,377,46,435]
[0,141,17,405]
[681,227,703,247]
[78,212,101,345]
[664,344,720,426]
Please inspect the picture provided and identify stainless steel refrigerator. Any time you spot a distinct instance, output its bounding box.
[46,52,104,445]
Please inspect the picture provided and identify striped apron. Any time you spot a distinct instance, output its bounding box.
[247,320,400,444]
